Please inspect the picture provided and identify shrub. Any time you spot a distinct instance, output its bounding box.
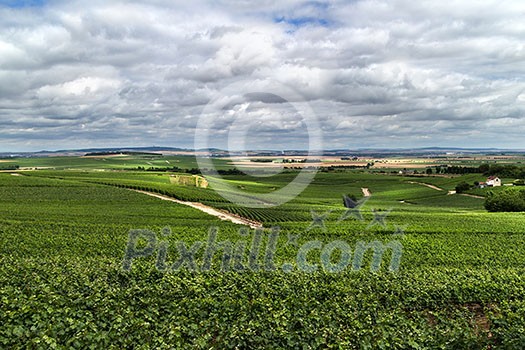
[485,188,525,212]
[455,182,472,194]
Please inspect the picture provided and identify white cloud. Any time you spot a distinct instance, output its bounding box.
[37,77,121,98]
[0,0,524,151]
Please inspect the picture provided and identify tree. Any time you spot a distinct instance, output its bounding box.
[485,188,525,212]
[478,163,490,174]
[455,182,472,194]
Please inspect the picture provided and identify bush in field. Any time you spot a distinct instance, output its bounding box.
[455,182,472,194]
[485,188,525,212]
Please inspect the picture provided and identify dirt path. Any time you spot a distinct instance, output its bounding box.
[133,190,263,229]
[362,188,371,197]
[407,181,443,191]
[459,193,485,199]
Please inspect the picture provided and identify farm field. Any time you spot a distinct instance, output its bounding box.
[2,157,525,348]
[227,154,525,170]
[0,154,232,171]
[3,153,525,172]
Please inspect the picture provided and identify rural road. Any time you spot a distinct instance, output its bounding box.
[362,188,371,197]
[407,181,443,191]
[459,193,485,199]
[133,190,263,229]
[409,182,484,199]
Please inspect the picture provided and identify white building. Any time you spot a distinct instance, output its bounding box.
[486,176,502,187]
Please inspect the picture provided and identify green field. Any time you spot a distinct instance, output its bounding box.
[0,154,232,171]
[2,157,525,348]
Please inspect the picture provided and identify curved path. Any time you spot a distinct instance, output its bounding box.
[459,193,485,199]
[133,190,263,229]
[407,181,443,191]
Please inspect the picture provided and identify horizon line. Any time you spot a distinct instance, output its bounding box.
[2,145,525,154]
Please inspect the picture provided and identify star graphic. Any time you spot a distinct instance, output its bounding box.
[307,209,331,231]
[367,209,392,229]
[338,196,369,222]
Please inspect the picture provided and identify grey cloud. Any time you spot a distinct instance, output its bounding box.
[0,0,525,151]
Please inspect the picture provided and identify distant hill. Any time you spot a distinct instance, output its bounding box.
[1,146,524,158]
[53,146,191,154]
[0,146,192,158]
[83,151,162,157]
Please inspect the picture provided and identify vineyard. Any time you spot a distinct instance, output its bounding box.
[2,166,525,348]
[0,154,232,171]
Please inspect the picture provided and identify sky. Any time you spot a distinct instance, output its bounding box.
[0,0,525,152]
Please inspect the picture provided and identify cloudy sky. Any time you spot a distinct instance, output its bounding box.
[1,0,525,152]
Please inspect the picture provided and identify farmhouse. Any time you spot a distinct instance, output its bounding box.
[486,176,502,187]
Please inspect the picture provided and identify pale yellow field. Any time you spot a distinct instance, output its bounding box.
[226,156,437,169]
